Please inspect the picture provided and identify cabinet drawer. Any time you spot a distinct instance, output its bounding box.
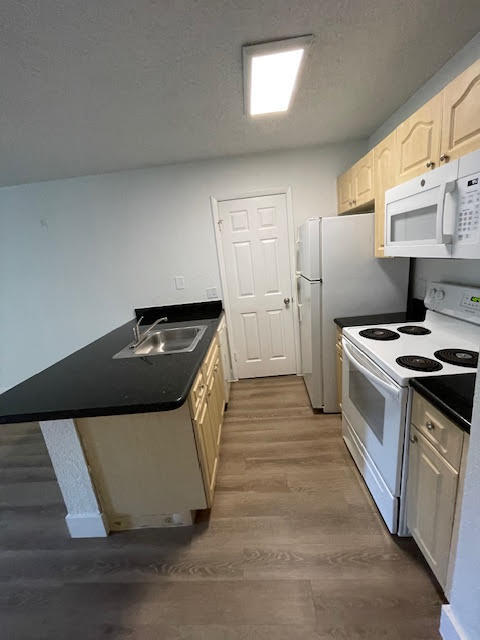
[203,336,218,378]
[189,368,206,417]
[204,342,219,382]
[411,392,464,470]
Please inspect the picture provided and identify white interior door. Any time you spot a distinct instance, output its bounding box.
[218,193,296,378]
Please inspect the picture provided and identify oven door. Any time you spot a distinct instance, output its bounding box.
[342,338,408,496]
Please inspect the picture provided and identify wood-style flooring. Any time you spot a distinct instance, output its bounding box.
[0,376,443,639]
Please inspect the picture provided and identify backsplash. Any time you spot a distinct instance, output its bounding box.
[411,258,480,299]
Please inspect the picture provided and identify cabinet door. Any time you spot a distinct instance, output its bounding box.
[337,169,353,213]
[373,132,396,257]
[406,427,458,588]
[441,58,480,162]
[195,400,217,503]
[353,150,374,206]
[396,94,442,183]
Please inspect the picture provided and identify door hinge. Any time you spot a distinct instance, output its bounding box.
[234,352,238,362]
[217,218,224,231]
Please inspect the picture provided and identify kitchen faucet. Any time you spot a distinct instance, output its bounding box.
[131,316,168,348]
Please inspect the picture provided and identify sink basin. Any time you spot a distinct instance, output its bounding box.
[113,325,207,359]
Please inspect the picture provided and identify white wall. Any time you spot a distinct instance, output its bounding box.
[368,31,480,149]
[411,259,480,299]
[367,31,480,298]
[440,371,480,640]
[0,141,365,390]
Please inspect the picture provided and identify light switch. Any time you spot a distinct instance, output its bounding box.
[206,287,217,299]
[175,276,185,290]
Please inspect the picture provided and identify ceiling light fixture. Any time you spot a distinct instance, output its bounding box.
[243,35,313,117]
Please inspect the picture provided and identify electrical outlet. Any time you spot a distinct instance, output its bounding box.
[175,276,185,290]
[206,287,217,299]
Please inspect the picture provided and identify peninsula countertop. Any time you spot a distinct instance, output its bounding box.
[0,301,222,424]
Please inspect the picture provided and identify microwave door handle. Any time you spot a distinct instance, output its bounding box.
[436,180,456,246]
[342,340,401,399]
[442,181,457,244]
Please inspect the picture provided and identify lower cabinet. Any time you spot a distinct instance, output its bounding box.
[406,425,458,587]
[76,332,226,531]
[406,392,468,591]
[189,334,225,506]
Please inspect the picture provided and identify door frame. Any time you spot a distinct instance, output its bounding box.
[210,187,301,380]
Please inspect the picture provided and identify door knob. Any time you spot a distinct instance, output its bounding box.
[284,297,291,306]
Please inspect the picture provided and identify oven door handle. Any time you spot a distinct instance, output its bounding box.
[343,340,401,399]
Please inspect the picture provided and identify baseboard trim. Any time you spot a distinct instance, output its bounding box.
[440,605,469,640]
[65,512,109,538]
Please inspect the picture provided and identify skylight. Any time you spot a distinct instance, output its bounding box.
[243,36,312,117]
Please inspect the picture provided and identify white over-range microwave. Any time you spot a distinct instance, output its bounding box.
[384,148,480,258]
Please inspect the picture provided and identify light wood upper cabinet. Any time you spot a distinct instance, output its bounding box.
[353,149,374,207]
[337,152,373,214]
[336,58,480,254]
[441,58,480,163]
[373,132,396,257]
[337,168,354,214]
[395,94,443,183]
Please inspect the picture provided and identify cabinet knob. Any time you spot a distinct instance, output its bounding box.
[352,199,357,205]
[409,434,418,444]
[426,421,435,431]
[440,153,449,162]
[426,161,435,168]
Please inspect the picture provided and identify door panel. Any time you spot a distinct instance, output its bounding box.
[395,94,442,183]
[407,427,458,587]
[219,193,296,378]
[353,150,374,206]
[373,131,396,257]
[441,58,480,162]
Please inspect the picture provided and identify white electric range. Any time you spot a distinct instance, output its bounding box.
[341,282,480,535]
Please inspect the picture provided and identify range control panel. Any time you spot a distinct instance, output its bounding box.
[456,150,480,245]
[425,282,480,325]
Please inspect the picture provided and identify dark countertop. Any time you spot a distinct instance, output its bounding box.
[335,311,412,329]
[334,298,426,329]
[410,374,476,434]
[0,301,223,425]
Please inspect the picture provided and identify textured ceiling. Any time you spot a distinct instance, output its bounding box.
[1,1,480,187]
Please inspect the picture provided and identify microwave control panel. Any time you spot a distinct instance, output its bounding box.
[456,172,480,243]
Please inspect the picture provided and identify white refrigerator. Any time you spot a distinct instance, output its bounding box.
[297,213,409,412]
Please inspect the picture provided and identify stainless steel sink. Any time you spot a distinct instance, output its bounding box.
[113,325,207,359]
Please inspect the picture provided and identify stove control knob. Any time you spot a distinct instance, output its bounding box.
[435,289,445,300]
[428,287,437,300]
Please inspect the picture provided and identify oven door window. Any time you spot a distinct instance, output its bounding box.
[348,362,385,444]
